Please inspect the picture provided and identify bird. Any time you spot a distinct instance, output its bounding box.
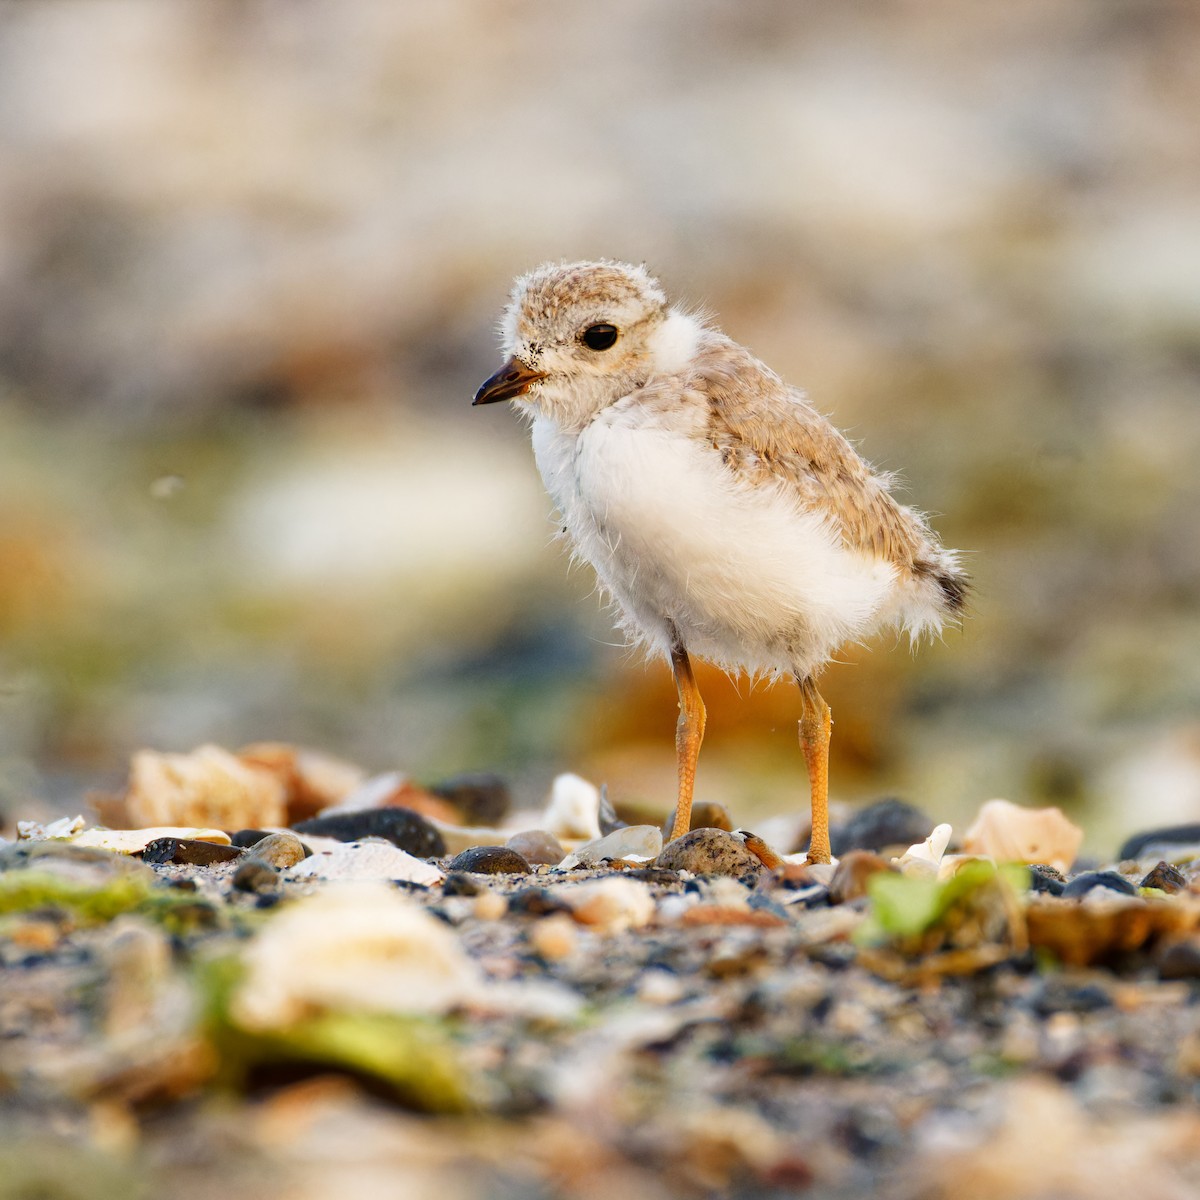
[473,260,966,863]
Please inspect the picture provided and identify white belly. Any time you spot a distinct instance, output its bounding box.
[531,410,898,677]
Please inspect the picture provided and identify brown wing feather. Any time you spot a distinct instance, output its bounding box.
[685,334,942,575]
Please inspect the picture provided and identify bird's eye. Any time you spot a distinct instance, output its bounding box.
[581,323,619,351]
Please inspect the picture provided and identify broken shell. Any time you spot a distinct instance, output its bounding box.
[560,877,656,933]
[893,823,952,878]
[231,882,480,1028]
[286,840,444,886]
[125,745,287,831]
[541,773,603,842]
[963,799,1083,874]
[557,825,663,870]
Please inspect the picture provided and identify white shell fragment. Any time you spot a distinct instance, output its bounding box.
[541,773,603,842]
[71,827,232,853]
[893,823,953,878]
[560,877,656,934]
[963,799,1083,874]
[17,815,88,841]
[557,825,663,870]
[232,882,480,1029]
[286,840,444,886]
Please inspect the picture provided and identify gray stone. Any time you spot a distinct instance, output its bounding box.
[428,771,511,826]
[506,830,565,866]
[830,798,935,855]
[654,828,763,877]
[231,859,280,893]
[294,808,445,857]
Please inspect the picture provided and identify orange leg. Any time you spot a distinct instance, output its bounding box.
[667,639,706,842]
[798,676,832,863]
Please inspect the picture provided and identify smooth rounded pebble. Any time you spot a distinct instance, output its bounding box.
[448,845,532,875]
[246,831,308,869]
[506,830,565,866]
[1118,823,1200,862]
[232,859,280,894]
[654,828,764,877]
[830,798,935,856]
[428,771,511,826]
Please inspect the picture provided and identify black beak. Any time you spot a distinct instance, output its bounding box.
[473,357,546,406]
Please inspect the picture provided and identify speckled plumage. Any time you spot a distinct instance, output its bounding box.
[474,259,967,857]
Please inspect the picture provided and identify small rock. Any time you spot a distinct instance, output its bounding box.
[1031,977,1114,1015]
[830,798,935,855]
[428,771,511,826]
[473,891,508,921]
[655,828,764,877]
[529,913,578,960]
[1158,939,1200,980]
[294,808,445,858]
[142,837,243,866]
[447,846,531,875]
[558,825,662,869]
[828,850,894,904]
[245,831,308,869]
[505,830,565,866]
[1062,870,1139,899]
[1139,861,1187,893]
[1029,864,1067,896]
[508,888,571,916]
[1118,823,1200,862]
[232,859,280,894]
[442,872,482,896]
[230,829,274,849]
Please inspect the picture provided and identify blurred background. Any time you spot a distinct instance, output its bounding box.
[0,0,1198,849]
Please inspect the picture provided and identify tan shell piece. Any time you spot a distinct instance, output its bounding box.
[126,745,287,831]
[962,799,1083,874]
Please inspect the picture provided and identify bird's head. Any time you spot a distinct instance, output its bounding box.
[474,260,697,427]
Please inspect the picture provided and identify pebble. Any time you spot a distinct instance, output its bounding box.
[447,845,532,875]
[1028,865,1066,896]
[1117,823,1200,862]
[655,828,764,877]
[442,872,482,896]
[830,798,935,855]
[557,825,662,869]
[1157,939,1200,981]
[529,913,578,960]
[232,859,280,894]
[245,831,308,869]
[1138,861,1187,893]
[472,890,508,921]
[505,830,565,866]
[507,887,571,916]
[141,838,243,866]
[293,808,446,858]
[427,771,511,826]
[828,850,893,904]
[1061,871,1138,899]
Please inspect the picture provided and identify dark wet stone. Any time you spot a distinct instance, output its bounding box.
[1031,977,1114,1015]
[507,888,571,917]
[1140,861,1187,893]
[1118,823,1200,862]
[1061,870,1138,899]
[141,838,243,866]
[447,845,531,875]
[655,828,763,877]
[427,772,511,826]
[442,872,482,896]
[244,831,308,869]
[1029,864,1067,896]
[294,808,445,857]
[230,829,273,849]
[830,798,935,855]
[747,892,792,921]
[1158,939,1200,980]
[231,859,280,894]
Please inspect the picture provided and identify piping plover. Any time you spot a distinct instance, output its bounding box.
[474,260,966,862]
